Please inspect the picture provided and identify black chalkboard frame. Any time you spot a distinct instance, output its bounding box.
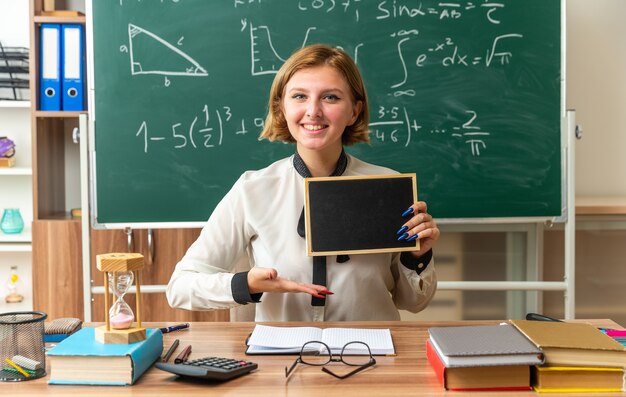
[304,174,420,256]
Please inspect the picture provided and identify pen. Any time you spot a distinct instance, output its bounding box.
[525,313,563,322]
[174,344,192,364]
[160,323,190,334]
[527,314,621,333]
[162,339,180,362]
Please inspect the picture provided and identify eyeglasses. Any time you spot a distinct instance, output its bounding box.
[285,341,376,380]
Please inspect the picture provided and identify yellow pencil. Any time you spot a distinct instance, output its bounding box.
[5,358,30,377]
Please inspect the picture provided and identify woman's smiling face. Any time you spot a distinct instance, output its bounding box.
[282,65,362,156]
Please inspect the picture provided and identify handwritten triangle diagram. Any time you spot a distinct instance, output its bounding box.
[128,23,208,76]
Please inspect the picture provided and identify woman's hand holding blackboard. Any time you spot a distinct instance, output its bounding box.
[399,201,440,257]
[247,267,333,299]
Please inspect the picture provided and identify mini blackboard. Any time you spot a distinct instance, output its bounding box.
[304,174,419,256]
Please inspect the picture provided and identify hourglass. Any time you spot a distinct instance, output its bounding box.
[95,253,146,344]
[109,270,134,329]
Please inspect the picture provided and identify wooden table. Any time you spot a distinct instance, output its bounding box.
[5,320,625,396]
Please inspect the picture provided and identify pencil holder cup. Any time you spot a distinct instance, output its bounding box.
[0,311,47,381]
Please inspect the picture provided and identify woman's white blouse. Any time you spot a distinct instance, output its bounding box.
[166,154,437,321]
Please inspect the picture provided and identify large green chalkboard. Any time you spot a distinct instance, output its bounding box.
[91,0,562,226]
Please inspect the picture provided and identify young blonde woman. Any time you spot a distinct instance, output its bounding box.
[167,44,439,321]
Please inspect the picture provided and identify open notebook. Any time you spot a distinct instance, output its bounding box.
[245,325,395,355]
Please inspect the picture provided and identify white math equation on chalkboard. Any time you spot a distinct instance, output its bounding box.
[135,105,490,156]
[117,0,525,157]
[121,22,521,92]
[119,0,521,88]
[120,0,506,24]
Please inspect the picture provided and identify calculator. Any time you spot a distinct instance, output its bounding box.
[155,356,258,381]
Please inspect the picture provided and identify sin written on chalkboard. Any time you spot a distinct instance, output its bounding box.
[305,174,419,256]
[91,0,562,226]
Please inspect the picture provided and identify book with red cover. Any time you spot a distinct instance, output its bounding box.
[426,340,532,391]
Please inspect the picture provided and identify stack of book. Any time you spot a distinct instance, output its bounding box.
[428,320,626,392]
[0,137,16,168]
[510,320,626,393]
[426,323,544,391]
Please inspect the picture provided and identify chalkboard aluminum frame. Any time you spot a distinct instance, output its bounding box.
[304,174,419,256]
[86,0,567,229]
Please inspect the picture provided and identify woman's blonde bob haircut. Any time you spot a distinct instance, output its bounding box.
[259,44,370,145]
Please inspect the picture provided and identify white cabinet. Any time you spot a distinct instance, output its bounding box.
[0,105,33,313]
[0,0,33,312]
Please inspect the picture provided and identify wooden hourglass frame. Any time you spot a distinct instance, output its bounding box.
[95,253,146,344]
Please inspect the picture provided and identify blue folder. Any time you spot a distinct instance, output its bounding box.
[39,24,61,111]
[61,24,85,111]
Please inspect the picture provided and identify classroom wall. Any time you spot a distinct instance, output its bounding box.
[537,0,626,324]
[568,0,626,196]
[0,0,29,47]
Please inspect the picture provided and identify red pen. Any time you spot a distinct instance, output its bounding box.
[174,345,192,364]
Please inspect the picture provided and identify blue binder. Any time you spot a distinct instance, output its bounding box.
[39,24,61,111]
[61,24,85,111]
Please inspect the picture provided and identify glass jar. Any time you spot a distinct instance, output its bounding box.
[0,208,24,234]
[5,265,24,303]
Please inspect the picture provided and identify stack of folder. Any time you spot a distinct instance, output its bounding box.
[39,23,85,111]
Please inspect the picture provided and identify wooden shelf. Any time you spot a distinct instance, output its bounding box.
[33,15,85,24]
[38,213,81,221]
[27,0,88,321]
[34,110,86,118]
[576,196,626,215]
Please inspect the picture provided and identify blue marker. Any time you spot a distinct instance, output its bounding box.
[160,323,190,334]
